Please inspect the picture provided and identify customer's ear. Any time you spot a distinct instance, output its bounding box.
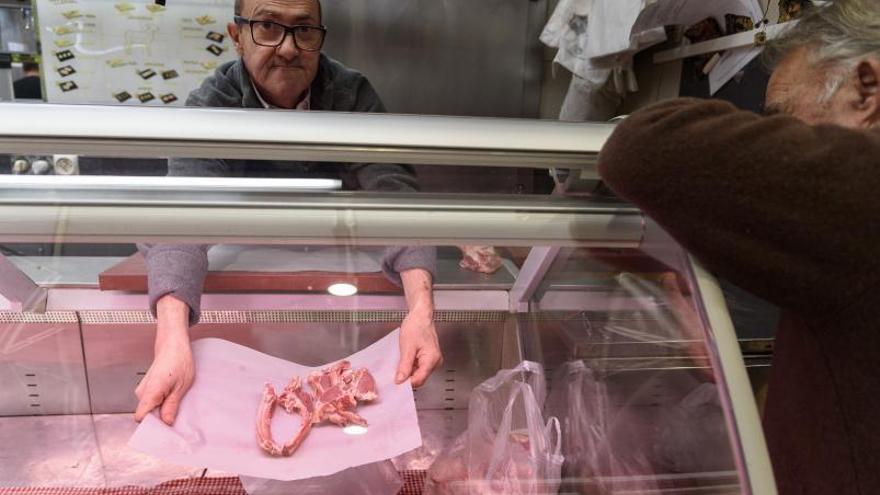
[228,22,243,56]
[854,58,880,128]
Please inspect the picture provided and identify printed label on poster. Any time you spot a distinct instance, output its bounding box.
[35,0,236,105]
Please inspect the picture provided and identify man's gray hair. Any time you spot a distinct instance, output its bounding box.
[765,0,880,102]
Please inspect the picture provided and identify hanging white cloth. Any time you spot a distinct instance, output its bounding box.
[559,74,622,122]
[542,0,658,121]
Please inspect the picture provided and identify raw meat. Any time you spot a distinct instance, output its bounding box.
[310,361,378,427]
[256,361,379,457]
[277,376,315,456]
[458,246,503,274]
[426,431,541,495]
[256,383,283,456]
[256,378,314,457]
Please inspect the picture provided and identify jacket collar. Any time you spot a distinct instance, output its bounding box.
[235,55,331,110]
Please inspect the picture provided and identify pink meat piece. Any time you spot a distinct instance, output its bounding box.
[279,376,314,417]
[256,378,314,457]
[458,246,503,274]
[256,383,283,456]
[256,361,379,457]
[426,432,539,495]
[309,360,373,427]
[277,376,314,456]
[352,368,379,402]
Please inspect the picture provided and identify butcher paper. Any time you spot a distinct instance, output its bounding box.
[129,329,421,481]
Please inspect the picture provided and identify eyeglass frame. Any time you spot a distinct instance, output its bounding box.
[233,15,328,51]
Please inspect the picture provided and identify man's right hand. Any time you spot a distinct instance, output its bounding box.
[134,295,195,425]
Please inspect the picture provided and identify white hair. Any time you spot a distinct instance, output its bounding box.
[765,0,880,102]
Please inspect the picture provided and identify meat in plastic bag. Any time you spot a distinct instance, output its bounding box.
[425,361,563,495]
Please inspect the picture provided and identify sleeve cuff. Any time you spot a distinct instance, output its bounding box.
[139,243,209,326]
[381,246,437,286]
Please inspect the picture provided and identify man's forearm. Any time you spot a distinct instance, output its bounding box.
[395,268,441,386]
[155,295,191,352]
[400,268,434,317]
[136,293,195,425]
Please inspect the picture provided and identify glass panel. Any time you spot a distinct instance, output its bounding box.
[0,237,750,494]
[524,247,743,493]
[0,0,757,493]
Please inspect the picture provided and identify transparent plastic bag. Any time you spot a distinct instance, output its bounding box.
[424,432,469,495]
[425,361,563,495]
[654,382,730,474]
[545,361,659,495]
[545,361,600,486]
[239,460,403,495]
[468,360,547,427]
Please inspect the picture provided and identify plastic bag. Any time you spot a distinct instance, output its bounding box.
[544,361,599,486]
[240,460,402,495]
[654,382,731,474]
[425,361,563,495]
[545,361,659,494]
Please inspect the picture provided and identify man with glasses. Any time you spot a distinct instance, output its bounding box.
[135,0,442,426]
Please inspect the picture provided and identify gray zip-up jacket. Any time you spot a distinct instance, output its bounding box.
[139,56,436,325]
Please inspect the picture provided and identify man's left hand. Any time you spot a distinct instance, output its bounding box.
[396,307,442,388]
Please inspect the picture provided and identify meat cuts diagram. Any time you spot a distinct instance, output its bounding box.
[35,0,236,104]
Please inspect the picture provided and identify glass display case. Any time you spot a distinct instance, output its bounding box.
[0,102,773,494]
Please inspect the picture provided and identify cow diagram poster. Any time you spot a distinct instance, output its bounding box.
[35,0,237,105]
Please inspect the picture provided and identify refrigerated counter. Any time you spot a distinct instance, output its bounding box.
[0,103,773,494]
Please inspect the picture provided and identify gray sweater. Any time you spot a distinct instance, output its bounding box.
[140,56,436,325]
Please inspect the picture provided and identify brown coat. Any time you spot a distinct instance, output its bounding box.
[598,98,880,495]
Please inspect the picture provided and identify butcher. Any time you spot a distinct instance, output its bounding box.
[134,0,450,426]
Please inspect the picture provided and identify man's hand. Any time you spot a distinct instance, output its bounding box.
[396,269,443,388]
[134,295,195,425]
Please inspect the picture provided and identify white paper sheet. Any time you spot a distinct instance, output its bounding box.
[129,330,421,481]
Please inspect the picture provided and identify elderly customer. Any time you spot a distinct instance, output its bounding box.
[598,1,880,493]
[135,0,442,426]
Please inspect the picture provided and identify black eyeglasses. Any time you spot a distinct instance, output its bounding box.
[234,16,327,51]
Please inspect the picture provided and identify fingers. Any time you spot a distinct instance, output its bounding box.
[160,390,183,426]
[396,345,416,384]
[410,351,443,388]
[410,365,429,388]
[134,389,165,423]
